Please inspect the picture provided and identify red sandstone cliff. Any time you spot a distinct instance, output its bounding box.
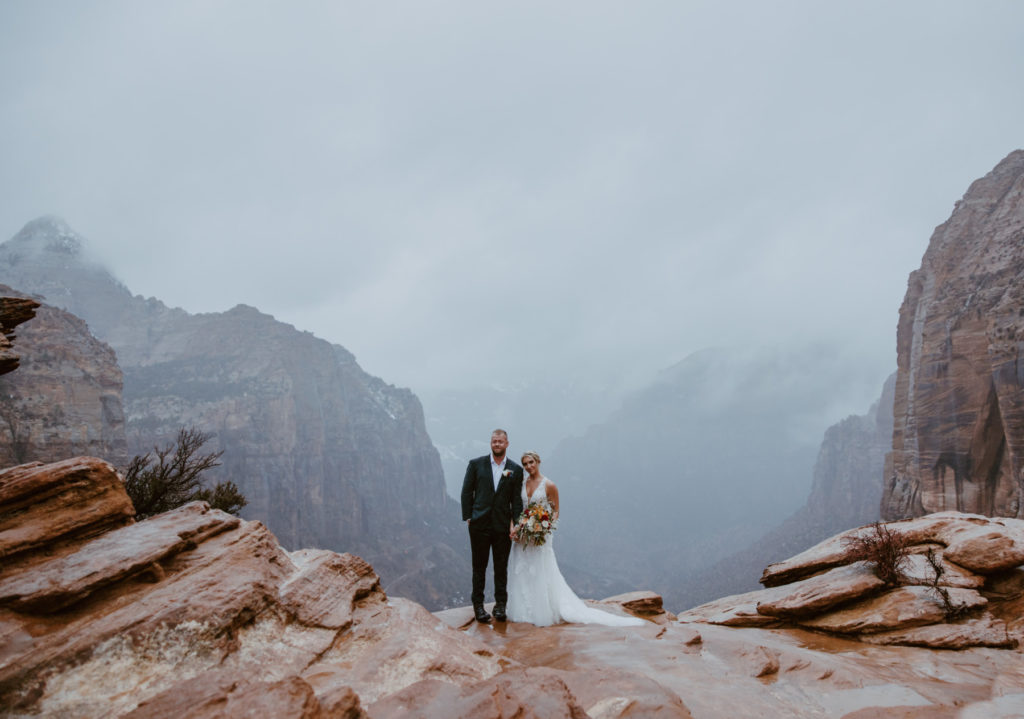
[0,286,126,467]
[883,150,1024,520]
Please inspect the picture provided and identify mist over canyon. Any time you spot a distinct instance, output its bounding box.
[2,150,1023,618]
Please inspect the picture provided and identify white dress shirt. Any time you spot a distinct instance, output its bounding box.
[490,455,506,490]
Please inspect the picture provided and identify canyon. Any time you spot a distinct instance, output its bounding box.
[0,219,466,610]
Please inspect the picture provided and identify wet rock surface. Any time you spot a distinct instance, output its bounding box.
[4,460,1024,718]
[687,513,1023,653]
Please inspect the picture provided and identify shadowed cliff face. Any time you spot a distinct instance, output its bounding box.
[0,218,467,609]
[884,150,1024,520]
[0,286,126,468]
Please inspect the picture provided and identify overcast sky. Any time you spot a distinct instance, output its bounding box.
[2,1,1022,409]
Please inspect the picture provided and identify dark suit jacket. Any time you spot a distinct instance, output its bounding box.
[461,455,524,533]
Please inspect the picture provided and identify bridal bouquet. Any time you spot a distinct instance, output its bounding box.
[514,500,558,547]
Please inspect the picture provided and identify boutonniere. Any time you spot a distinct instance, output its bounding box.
[502,469,513,478]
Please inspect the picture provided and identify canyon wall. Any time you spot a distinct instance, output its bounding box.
[0,286,126,467]
[0,218,466,609]
[883,150,1024,520]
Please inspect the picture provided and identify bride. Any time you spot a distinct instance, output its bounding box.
[506,451,644,627]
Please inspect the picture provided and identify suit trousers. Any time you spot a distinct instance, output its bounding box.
[469,522,512,606]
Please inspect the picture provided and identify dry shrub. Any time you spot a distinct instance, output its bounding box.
[924,548,971,620]
[842,521,910,586]
[123,426,246,519]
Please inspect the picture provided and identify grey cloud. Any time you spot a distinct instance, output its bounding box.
[1,1,1022,411]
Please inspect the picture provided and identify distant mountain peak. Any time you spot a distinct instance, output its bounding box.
[8,215,84,256]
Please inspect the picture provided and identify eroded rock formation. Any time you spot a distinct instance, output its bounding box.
[884,150,1024,520]
[5,458,1024,717]
[680,512,1024,652]
[0,293,40,376]
[0,286,126,467]
[0,218,464,609]
[0,457,473,716]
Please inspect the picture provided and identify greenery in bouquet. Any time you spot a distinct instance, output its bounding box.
[514,499,558,547]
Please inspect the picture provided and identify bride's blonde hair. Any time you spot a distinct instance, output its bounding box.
[521,451,541,465]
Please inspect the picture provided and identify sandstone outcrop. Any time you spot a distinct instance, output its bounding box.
[0,286,126,467]
[0,218,463,609]
[680,512,1023,651]
[6,458,1024,717]
[0,294,40,376]
[0,457,494,716]
[884,150,1024,520]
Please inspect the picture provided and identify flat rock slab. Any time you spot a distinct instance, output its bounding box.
[798,585,987,635]
[678,587,787,628]
[756,561,886,619]
[0,457,135,561]
[861,616,1017,649]
[0,502,239,613]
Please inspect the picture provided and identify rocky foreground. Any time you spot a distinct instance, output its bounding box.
[3,459,1024,717]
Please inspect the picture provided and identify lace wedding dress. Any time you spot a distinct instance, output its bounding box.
[506,477,644,627]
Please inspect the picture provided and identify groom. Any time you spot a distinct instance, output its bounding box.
[461,429,524,623]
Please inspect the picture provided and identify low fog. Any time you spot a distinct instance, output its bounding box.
[2,1,1023,416]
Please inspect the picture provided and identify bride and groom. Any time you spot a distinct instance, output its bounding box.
[461,429,643,627]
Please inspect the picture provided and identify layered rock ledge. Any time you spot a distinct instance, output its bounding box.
[6,459,1024,718]
[680,512,1024,650]
[0,292,40,376]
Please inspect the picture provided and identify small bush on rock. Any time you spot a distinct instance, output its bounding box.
[123,426,246,519]
[924,548,971,620]
[842,521,910,586]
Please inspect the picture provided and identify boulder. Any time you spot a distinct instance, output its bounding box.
[600,590,675,622]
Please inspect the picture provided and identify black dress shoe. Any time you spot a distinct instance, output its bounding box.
[493,603,507,622]
[474,604,491,623]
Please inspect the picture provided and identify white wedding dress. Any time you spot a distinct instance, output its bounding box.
[506,477,644,627]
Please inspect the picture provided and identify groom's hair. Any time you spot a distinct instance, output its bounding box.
[492,428,508,439]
